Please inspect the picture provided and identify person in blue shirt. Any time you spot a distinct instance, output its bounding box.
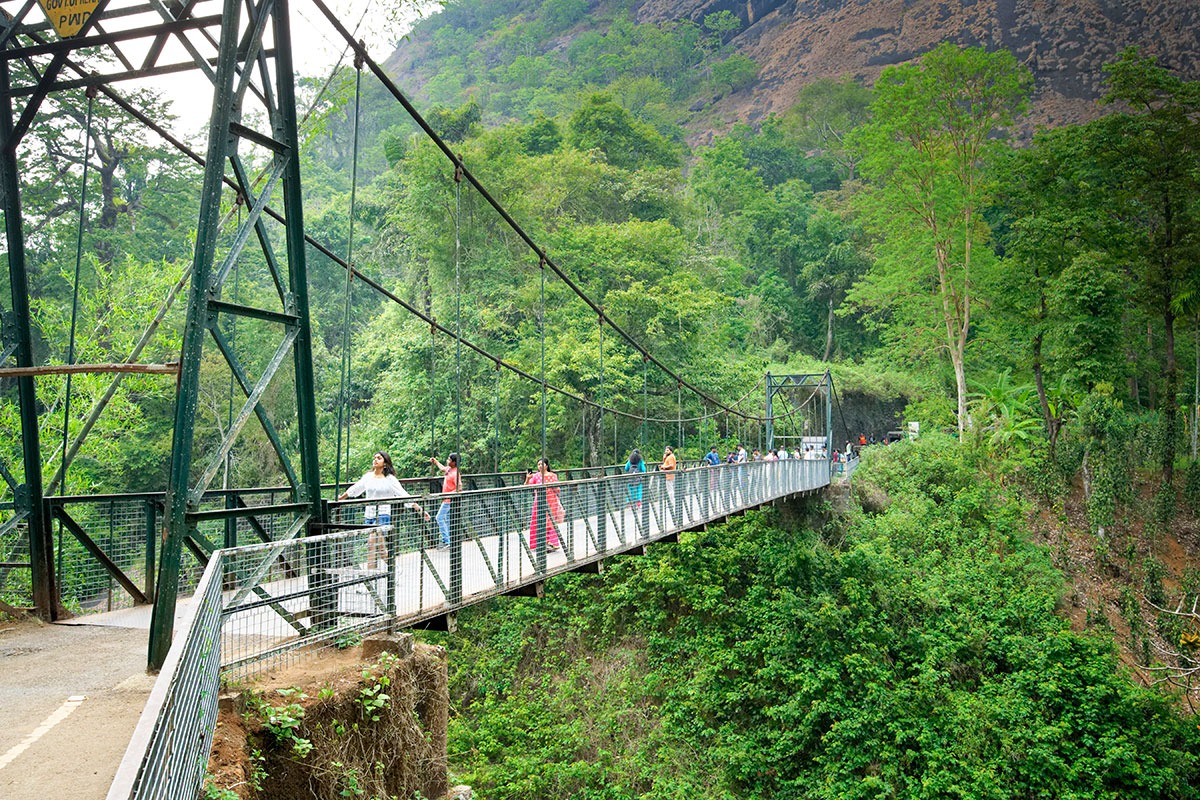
[624,449,646,506]
[703,445,722,499]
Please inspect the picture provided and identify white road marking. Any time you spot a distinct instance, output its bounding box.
[0,695,87,770]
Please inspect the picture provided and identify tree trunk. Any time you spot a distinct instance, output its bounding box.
[934,238,969,437]
[1147,319,1157,411]
[1032,330,1057,458]
[1163,304,1177,490]
[822,294,834,362]
[590,409,605,468]
[1193,316,1198,461]
[951,346,968,438]
[1125,311,1140,404]
[1081,450,1106,541]
[93,131,122,270]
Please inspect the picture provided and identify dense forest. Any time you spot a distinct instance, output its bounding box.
[4,0,1200,797]
[437,439,1200,798]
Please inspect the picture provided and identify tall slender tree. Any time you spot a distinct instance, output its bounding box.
[990,126,1119,453]
[1096,48,1200,500]
[848,43,1031,435]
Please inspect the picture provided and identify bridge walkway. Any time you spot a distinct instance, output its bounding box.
[1,459,833,800]
[217,459,829,675]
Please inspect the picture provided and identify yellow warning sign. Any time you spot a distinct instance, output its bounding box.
[37,0,100,38]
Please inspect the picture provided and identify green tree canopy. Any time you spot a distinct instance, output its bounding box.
[566,93,682,171]
[848,42,1032,435]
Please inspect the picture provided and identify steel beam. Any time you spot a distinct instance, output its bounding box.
[149,0,324,670]
[148,0,245,670]
[0,55,53,619]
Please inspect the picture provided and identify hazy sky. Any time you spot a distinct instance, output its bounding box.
[149,0,434,138]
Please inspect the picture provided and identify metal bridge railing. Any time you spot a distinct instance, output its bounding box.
[227,458,828,678]
[33,486,311,618]
[107,552,224,800]
[109,459,828,800]
[9,464,708,619]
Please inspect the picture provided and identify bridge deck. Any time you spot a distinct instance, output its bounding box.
[4,461,832,800]
[0,623,153,800]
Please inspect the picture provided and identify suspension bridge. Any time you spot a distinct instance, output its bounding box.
[0,3,867,798]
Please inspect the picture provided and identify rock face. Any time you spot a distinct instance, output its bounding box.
[632,0,1200,128]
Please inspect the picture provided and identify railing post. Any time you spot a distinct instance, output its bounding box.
[639,475,650,539]
[617,476,628,545]
[673,470,682,527]
[307,537,335,632]
[497,494,506,585]
[386,523,398,628]
[449,495,463,605]
[144,498,157,600]
[595,478,607,553]
[534,486,548,573]
[223,491,237,549]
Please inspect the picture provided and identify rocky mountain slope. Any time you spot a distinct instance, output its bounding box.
[634,0,1200,129]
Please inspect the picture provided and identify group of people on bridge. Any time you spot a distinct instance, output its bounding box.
[335,438,845,564]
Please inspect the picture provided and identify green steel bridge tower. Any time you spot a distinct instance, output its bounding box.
[0,0,324,668]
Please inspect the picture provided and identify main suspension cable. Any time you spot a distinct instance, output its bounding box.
[307,0,766,424]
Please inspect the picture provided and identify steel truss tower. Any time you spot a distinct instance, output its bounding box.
[0,1,324,669]
[765,372,833,456]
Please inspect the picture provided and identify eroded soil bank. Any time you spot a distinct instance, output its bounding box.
[206,636,450,800]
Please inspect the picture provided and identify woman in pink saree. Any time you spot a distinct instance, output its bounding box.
[527,457,563,550]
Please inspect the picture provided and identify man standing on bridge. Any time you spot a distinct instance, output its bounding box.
[704,446,721,467]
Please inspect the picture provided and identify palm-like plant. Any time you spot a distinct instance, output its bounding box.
[969,371,1041,453]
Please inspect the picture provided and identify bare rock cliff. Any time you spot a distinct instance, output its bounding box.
[633,0,1200,129]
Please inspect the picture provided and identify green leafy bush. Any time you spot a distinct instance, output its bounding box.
[443,436,1200,798]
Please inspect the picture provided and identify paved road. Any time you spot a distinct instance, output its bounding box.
[0,620,155,800]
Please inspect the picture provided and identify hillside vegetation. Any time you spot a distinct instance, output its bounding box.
[435,437,1200,798]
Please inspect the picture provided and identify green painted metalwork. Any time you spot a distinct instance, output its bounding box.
[151,0,325,669]
[765,372,834,458]
[0,0,802,676]
[148,0,244,670]
[271,0,324,520]
[0,56,53,618]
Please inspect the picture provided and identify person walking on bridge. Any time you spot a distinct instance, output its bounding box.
[527,457,563,551]
[431,452,460,549]
[661,445,677,475]
[660,445,678,522]
[625,449,646,506]
[734,443,748,498]
[703,445,721,504]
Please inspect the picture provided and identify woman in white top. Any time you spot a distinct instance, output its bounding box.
[338,452,426,568]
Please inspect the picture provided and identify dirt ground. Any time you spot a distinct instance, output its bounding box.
[0,618,155,800]
[208,640,449,800]
[207,647,369,798]
[1031,476,1200,704]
